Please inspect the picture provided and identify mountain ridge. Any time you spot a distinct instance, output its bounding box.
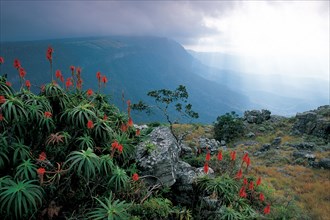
[0,36,254,123]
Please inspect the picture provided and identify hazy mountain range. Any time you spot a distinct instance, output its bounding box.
[0,36,328,123]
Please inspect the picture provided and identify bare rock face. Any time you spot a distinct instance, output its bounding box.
[136,126,217,206]
[318,158,330,170]
[136,127,180,187]
[199,137,220,153]
[292,106,330,141]
[244,109,271,124]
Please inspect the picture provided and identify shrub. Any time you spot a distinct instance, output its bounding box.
[214,111,244,142]
[0,177,43,219]
[130,197,173,219]
[87,193,131,220]
[65,148,100,181]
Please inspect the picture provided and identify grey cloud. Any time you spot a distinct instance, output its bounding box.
[0,1,232,44]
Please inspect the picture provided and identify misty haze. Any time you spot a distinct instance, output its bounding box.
[0,1,329,220]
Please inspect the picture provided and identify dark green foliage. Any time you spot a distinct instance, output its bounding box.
[214,111,244,142]
[0,47,285,219]
[65,148,100,181]
[87,193,131,220]
[0,177,43,219]
[132,85,198,144]
[108,166,129,191]
[130,197,173,219]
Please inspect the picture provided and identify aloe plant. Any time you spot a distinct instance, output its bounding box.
[76,133,95,150]
[11,139,31,165]
[92,119,113,142]
[197,174,239,206]
[61,103,97,129]
[0,147,9,169]
[65,148,100,181]
[0,79,14,96]
[14,159,38,180]
[87,193,131,220]
[108,166,129,191]
[0,177,43,219]
[99,155,114,176]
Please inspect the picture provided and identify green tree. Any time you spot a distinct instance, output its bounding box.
[132,85,198,144]
[214,111,244,142]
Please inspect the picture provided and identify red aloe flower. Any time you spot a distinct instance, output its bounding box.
[103,114,108,120]
[87,120,94,129]
[19,67,26,78]
[236,169,243,179]
[76,78,83,89]
[230,151,236,161]
[264,204,271,215]
[37,167,46,175]
[132,173,139,181]
[117,144,123,153]
[5,81,12,87]
[256,177,262,186]
[37,167,46,185]
[206,151,211,161]
[217,151,223,161]
[111,141,119,150]
[0,56,4,64]
[128,117,133,127]
[76,67,81,76]
[121,123,128,132]
[203,162,209,174]
[13,59,21,69]
[0,113,4,121]
[38,152,47,161]
[65,78,73,89]
[55,70,62,79]
[243,178,248,185]
[0,95,6,104]
[136,129,141,136]
[46,46,53,62]
[87,89,93,96]
[41,84,45,92]
[239,186,247,198]
[70,65,75,73]
[25,80,31,90]
[259,193,265,202]
[243,152,249,162]
[249,181,254,190]
[246,157,251,168]
[44,111,52,118]
[60,75,64,83]
[101,75,108,83]
[96,71,101,80]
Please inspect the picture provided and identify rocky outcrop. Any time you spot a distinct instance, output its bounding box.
[292,105,330,141]
[289,142,315,150]
[318,158,330,169]
[198,137,220,153]
[292,151,316,160]
[271,137,282,148]
[136,126,217,207]
[244,109,271,124]
[136,127,180,187]
[136,127,212,189]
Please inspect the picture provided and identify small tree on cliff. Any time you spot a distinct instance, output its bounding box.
[214,111,244,142]
[132,85,199,144]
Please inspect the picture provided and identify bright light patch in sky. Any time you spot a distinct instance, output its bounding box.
[186,1,329,80]
[0,0,329,82]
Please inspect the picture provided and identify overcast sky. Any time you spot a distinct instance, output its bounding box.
[0,0,329,81]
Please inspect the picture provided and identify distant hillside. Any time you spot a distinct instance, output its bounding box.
[189,50,329,116]
[0,36,254,123]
